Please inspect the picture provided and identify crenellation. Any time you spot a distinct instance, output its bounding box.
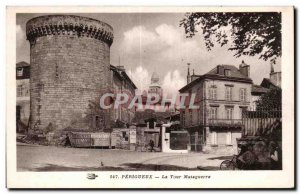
[26,15,113,46]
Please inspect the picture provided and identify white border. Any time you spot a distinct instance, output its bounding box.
[6,6,294,189]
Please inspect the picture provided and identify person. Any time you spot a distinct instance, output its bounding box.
[64,133,72,147]
[237,144,258,170]
[149,139,155,152]
[269,141,282,170]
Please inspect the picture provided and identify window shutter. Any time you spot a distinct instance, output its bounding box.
[226,131,232,145]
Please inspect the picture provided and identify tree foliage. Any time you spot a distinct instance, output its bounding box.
[256,88,282,111]
[180,12,281,63]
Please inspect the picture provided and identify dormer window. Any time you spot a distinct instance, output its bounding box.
[17,68,23,77]
[224,69,231,76]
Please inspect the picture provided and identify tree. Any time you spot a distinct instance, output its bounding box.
[180,12,281,64]
[256,88,282,111]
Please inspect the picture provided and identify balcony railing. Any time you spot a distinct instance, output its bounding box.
[208,118,243,127]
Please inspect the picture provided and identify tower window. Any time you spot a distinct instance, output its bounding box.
[55,63,59,78]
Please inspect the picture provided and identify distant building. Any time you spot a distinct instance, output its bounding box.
[250,84,269,110]
[261,63,281,89]
[110,65,137,127]
[148,72,163,96]
[139,72,173,112]
[16,61,30,133]
[179,61,253,153]
[251,63,281,110]
[132,109,171,151]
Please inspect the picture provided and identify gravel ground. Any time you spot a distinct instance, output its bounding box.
[17,144,230,171]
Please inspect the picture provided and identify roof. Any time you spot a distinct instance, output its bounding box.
[179,65,253,92]
[260,78,280,89]
[251,84,269,95]
[110,64,137,89]
[16,62,30,80]
[16,61,30,68]
[206,65,249,79]
[121,71,137,89]
[164,112,180,121]
[132,110,171,124]
[151,72,160,84]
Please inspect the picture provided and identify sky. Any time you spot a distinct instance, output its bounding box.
[16,13,281,95]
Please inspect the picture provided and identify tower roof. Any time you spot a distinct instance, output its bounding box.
[151,72,160,84]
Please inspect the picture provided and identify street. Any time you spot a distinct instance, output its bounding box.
[17,144,230,171]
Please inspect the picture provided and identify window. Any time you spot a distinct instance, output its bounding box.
[209,87,217,99]
[181,111,185,126]
[55,63,59,78]
[17,85,23,97]
[17,68,23,77]
[189,110,192,125]
[240,107,247,119]
[225,107,233,120]
[226,131,232,145]
[211,131,217,145]
[225,86,232,101]
[210,107,218,119]
[240,88,246,102]
[122,131,129,141]
[95,116,100,128]
[149,121,155,129]
[198,108,201,124]
[224,69,231,76]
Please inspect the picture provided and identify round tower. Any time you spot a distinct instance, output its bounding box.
[26,15,114,130]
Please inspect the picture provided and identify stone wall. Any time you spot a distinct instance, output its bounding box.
[26,15,114,131]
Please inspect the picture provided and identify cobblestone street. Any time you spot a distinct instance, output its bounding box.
[17,143,230,171]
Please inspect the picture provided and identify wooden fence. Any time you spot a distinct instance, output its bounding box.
[242,109,282,137]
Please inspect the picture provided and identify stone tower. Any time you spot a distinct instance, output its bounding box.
[26,15,114,131]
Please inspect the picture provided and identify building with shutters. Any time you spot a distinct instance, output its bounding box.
[179,61,253,154]
[16,61,31,133]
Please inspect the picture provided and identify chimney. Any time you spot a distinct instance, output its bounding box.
[270,62,281,87]
[187,63,191,84]
[217,65,224,75]
[191,69,198,82]
[270,62,275,74]
[116,65,125,72]
[239,60,250,77]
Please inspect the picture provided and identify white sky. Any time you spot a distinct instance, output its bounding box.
[16,13,281,95]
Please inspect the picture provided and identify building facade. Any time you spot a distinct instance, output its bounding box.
[110,65,137,127]
[16,62,30,133]
[179,61,253,154]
